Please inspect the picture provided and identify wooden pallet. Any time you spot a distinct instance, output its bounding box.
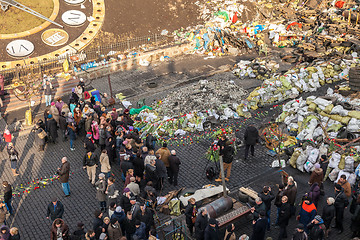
[239,187,258,200]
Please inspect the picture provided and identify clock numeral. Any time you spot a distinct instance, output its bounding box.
[6,40,34,58]
[62,10,86,26]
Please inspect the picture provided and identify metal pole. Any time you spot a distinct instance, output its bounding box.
[219,156,227,197]
[107,74,113,97]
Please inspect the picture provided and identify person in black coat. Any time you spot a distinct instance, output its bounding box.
[185,198,197,236]
[72,222,86,240]
[121,155,134,180]
[195,208,208,240]
[244,125,259,160]
[168,150,181,186]
[321,197,335,238]
[333,183,349,234]
[139,204,154,238]
[220,141,234,181]
[132,152,144,179]
[119,191,132,213]
[155,156,167,191]
[59,112,67,142]
[204,218,220,240]
[84,134,96,153]
[46,114,58,143]
[31,123,46,151]
[46,197,64,221]
[92,209,104,240]
[277,196,291,240]
[251,210,267,240]
[123,211,136,240]
[351,195,360,238]
[105,136,115,163]
[259,186,275,231]
[2,181,13,215]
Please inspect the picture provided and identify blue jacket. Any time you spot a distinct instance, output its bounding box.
[111,210,125,225]
[299,202,317,229]
[134,222,146,240]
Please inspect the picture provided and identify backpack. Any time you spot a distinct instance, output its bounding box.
[206,167,215,180]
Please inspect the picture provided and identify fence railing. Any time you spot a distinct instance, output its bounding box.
[0,33,172,85]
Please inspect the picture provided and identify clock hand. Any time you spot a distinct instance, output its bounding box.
[0,0,63,28]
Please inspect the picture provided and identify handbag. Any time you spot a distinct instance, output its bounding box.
[37,129,47,139]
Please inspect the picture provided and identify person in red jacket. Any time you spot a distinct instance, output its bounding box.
[3,129,11,144]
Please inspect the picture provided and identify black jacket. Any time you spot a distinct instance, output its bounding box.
[168,155,181,173]
[120,194,132,213]
[3,185,12,202]
[251,217,267,240]
[195,214,208,240]
[292,230,308,240]
[321,204,335,228]
[244,126,259,145]
[59,115,67,130]
[185,203,197,224]
[307,222,325,240]
[204,224,220,240]
[259,191,275,211]
[278,202,291,227]
[132,156,144,178]
[47,201,64,221]
[47,118,58,138]
[222,145,234,164]
[334,189,349,210]
[93,217,104,239]
[123,217,136,235]
[83,153,99,167]
[84,137,96,153]
[351,204,360,232]
[121,160,134,176]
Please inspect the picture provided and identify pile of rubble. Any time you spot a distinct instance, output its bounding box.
[156,78,248,117]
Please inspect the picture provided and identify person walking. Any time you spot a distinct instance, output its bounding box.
[67,122,76,151]
[51,218,69,240]
[243,124,259,160]
[46,197,64,221]
[2,182,12,215]
[185,198,197,236]
[277,196,291,240]
[333,183,349,234]
[47,114,58,144]
[43,80,53,107]
[56,157,70,197]
[100,150,111,179]
[83,151,99,185]
[96,173,107,212]
[6,143,19,176]
[168,150,181,186]
[195,208,208,240]
[321,197,335,238]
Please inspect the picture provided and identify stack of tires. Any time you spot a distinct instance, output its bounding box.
[349,67,360,91]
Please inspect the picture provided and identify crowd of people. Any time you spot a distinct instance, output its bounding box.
[0,76,360,240]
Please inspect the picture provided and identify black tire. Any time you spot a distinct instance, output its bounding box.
[238,192,249,203]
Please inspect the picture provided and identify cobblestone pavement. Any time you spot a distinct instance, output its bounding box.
[0,54,355,239]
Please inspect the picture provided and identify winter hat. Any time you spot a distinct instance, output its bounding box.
[163,142,167,148]
[48,114,53,119]
[130,196,136,201]
[86,134,92,138]
[314,215,323,222]
[4,130,10,135]
[296,223,304,230]
[90,109,94,113]
[94,209,102,218]
[334,183,342,191]
[135,220,141,226]
[112,108,116,111]
[51,196,57,202]
[115,206,122,213]
[77,222,84,228]
[51,102,55,106]
[123,188,130,193]
[99,173,105,178]
[321,155,327,161]
[314,163,320,169]
[278,184,284,190]
[110,218,117,225]
[209,218,217,225]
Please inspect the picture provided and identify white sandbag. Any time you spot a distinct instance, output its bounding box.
[348,173,356,186]
[314,98,332,109]
[297,151,308,172]
[307,147,320,163]
[319,143,328,157]
[330,105,349,117]
[304,119,318,140]
[347,118,360,132]
[313,127,324,139]
[329,152,341,169]
[304,161,314,172]
[328,168,340,182]
[335,170,351,183]
[356,164,360,177]
[344,156,355,172]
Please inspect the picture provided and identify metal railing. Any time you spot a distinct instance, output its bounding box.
[0,33,172,85]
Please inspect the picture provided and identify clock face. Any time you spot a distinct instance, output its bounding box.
[0,0,105,69]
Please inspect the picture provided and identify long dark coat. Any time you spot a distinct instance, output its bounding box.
[47,118,58,139]
[57,161,70,183]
